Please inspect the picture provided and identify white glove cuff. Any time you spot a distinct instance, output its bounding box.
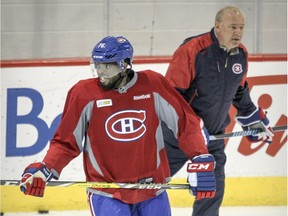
[188,173,197,187]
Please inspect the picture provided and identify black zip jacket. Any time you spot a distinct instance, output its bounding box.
[166,28,256,134]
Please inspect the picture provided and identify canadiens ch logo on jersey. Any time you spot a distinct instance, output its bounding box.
[232,63,243,74]
[105,110,147,141]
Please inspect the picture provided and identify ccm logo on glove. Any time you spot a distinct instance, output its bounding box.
[186,154,216,200]
[187,162,214,172]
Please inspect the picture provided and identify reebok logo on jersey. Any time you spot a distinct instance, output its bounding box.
[133,94,151,100]
[96,99,112,108]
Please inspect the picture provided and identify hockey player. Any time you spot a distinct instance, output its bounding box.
[162,5,274,216]
[20,36,216,216]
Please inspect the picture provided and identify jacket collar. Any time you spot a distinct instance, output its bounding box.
[210,27,239,55]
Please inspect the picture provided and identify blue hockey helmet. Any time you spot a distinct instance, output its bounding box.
[91,36,134,71]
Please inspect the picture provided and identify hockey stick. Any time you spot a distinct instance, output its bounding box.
[209,125,287,141]
[0,180,190,190]
[2,126,286,190]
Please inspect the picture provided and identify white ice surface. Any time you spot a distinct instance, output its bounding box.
[2,206,287,216]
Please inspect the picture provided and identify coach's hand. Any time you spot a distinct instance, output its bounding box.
[187,154,216,200]
[20,162,54,197]
[235,107,274,143]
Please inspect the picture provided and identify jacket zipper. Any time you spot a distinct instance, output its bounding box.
[225,57,228,68]
[210,57,228,133]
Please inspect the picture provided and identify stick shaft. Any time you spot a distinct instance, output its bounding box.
[0,180,189,190]
[209,125,287,141]
[3,126,286,189]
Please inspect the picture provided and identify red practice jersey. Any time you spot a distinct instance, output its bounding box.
[43,70,208,204]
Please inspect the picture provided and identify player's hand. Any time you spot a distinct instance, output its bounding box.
[187,154,216,200]
[20,162,54,197]
[235,107,274,143]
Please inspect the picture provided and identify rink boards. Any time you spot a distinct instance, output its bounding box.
[1,55,287,212]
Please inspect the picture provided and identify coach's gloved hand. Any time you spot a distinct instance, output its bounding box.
[20,162,54,197]
[235,107,274,143]
[187,154,216,200]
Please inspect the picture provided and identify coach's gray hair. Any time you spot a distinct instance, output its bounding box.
[215,5,245,22]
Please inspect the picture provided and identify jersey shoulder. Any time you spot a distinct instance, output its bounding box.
[68,78,101,99]
[137,70,167,84]
[137,70,175,94]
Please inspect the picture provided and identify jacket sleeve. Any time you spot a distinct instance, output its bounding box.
[233,81,257,116]
[165,43,197,90]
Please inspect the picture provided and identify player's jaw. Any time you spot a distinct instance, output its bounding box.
[99,73,122,89]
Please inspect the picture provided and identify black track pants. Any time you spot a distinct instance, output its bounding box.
[162,122,226,216]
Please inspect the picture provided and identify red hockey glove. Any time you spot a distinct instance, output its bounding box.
[235,107,274,143]
[187,154,216,200]
[20,162,54,197]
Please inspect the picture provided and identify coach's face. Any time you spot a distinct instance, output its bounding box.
[215,9,245,52]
